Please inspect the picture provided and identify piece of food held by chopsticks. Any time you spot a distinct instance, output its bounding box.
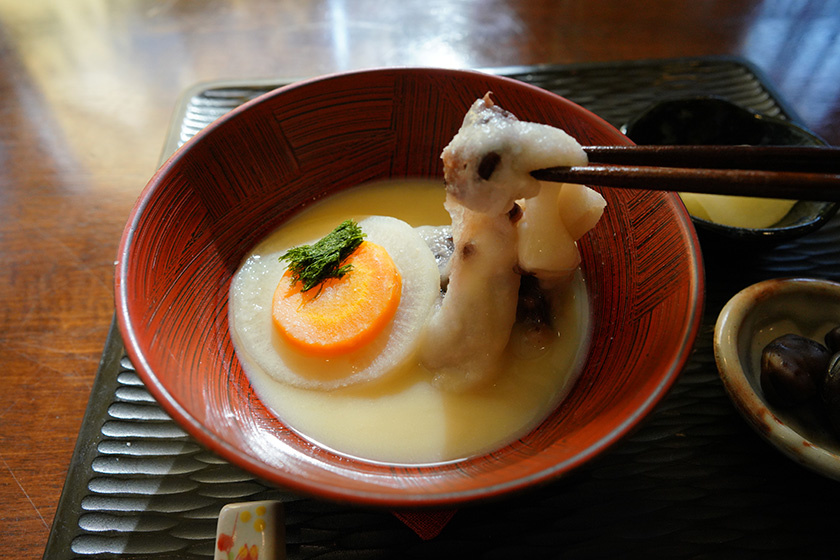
[421,92,606,391]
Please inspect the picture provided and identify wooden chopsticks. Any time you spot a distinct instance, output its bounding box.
[530,145,840,201]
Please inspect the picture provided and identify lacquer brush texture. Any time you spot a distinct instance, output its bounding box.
[116,68,703,506]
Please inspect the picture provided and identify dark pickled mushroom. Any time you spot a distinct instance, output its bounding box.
[760,333,831,407]
[825,326,840,354]
[822,353,840,436]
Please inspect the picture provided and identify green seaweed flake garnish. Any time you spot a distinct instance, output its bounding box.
[279,219,367,292]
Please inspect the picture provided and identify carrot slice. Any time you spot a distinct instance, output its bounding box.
[272,241,402,356]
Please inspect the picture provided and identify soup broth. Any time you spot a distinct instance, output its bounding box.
[229,180,592,464]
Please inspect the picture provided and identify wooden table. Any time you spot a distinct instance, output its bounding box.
[1,1,838,556]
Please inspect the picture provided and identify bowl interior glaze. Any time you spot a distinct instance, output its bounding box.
[116,68,704,507]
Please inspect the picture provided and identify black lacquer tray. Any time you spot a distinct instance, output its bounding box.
[45,57,840,559]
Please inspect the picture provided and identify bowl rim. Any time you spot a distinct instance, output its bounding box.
[115,66,706,506]
[714,277,840,480]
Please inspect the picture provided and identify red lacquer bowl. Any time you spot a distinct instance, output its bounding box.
[115,68,704,507]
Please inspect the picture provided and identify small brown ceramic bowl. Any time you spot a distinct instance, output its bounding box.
[715,278,840,480]
[116,68,704,507]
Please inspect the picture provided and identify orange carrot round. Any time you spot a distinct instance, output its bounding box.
[272,241,402,356]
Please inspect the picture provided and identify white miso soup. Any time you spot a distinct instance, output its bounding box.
[229,180,592,464]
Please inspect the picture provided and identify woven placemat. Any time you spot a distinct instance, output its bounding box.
[45,57,840,559]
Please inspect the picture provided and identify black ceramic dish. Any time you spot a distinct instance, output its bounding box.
[623,96,838,245]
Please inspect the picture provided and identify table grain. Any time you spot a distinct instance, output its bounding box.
[1,1,838,557]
